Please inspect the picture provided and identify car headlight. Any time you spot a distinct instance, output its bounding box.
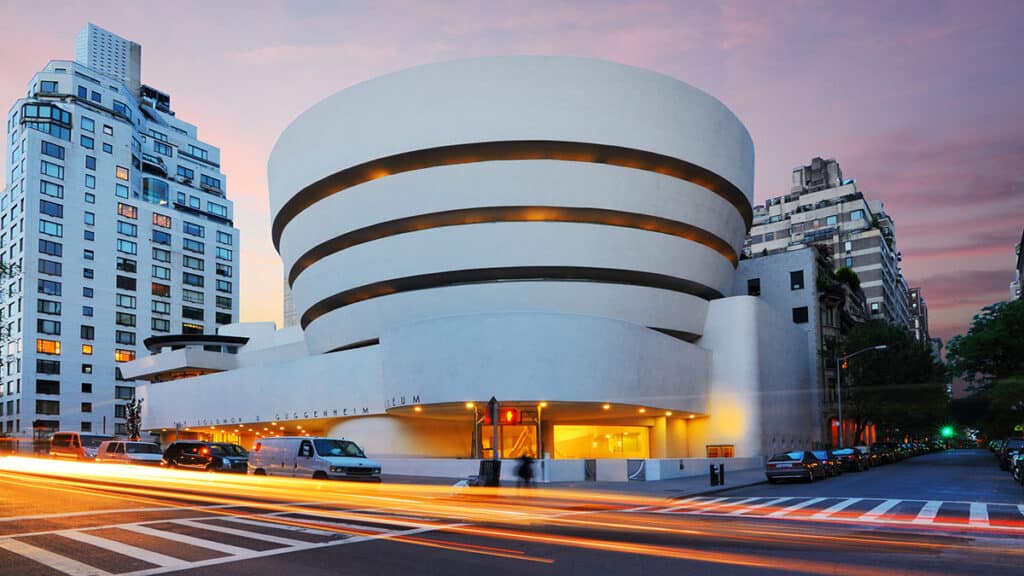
[372,468,381,474]
[330,466,344,472]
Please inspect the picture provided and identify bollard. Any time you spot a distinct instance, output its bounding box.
[719,462,726,485]
[709,463,719,486]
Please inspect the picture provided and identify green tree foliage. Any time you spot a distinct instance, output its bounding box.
[834,266,861,291]
[946,300,1024,437]
[842,320,948,443]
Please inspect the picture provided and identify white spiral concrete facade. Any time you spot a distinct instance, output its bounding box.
[269,57,754,354]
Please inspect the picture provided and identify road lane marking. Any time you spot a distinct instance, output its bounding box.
[728,497,790,516]
[767,497,826,518]
[118,524,254,556]
[171,519,312,547]
[0,538,113,576]
[912,501,942,524]
[811,498,863,519]
[969,503,989,527]
[692,497,760,514]
[859,499,902,521]
[59,530,185,568]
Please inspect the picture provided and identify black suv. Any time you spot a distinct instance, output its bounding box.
[998,437,1024,471]
[162,440,248,473]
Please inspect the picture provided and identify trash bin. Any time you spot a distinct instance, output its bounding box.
[478,460,502,487]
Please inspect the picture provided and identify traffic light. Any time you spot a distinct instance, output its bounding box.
[501,408,521,425]
[841,360,848,370]
[940,426,954,438]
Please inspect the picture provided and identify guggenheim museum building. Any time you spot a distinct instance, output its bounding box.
[125,57,816,478]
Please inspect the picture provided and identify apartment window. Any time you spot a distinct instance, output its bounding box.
[85,155,96,170]
[182,323,204,334]
[216,247,233,261]
[115,331,136,346]
[37,299,61,315]
[39,239,62,256]
[151,265,170,280]
[152,300,171,314]
[117,221,137,237]
[116,257,136,273]
[182,289,204,304]
[81,344,93,355]
[850,209,865,221]
[115,166,129,180]
[40,180,64,198]
[80,325,95,340]
[151,318,170,332]
[152,213,171,228]
[183,255,204,271]
[790,270,804,290]
[114,349,135,363]
[152,230,171,245]
[825,215,837,226]
[154,141,172,157]
[792,307,809,324]
[183,272,204,287]
[116,184,128,198]
[183,221,204,237]
[116,294,136,309]
[36,360,60,375]
[215,263,232,277]
[81,402,92,414]
[215,296,232,310]
[38,280,61,296]
[85,193,95,204]
[85,174,96,189]
[870,302,880,314]
[114,405,126,418]
[216,280,232,293]
[189,196,201,209]
[216,231,232,245]
[746,278,761,297]
[152,248,170,262]
[83,268,94,279]
[187,145,208,160]
[116,275,136,291]
[149,129,168,142]
[37,319,61,335]
[81,116,94,133]
[83,287,93,298]
[183,238,204,253]
[39,200,63,218]
[80,135,94,150]
[36,400,60,415]
[208,202,228,218]
[40,141,65,160]
[84,212,96,226]
[84,230,94,241]
[103,143,113,154]
[36,339,61,355]
[39,80,58,93]
[216,313,232,325]
[38,259,62,276]
[117,203,137,219]
[151,283,170,298]
[41,160,64,180]
[845,257,853,267]
[116,239,137,255]
[82,306,93,317]
[177,166,194,180]
[115,386,134,400]
[36,380,60,395]
[182,306,204,322]
[844,241,852,252]
[39,220,63,237]
[81,382,92,392]
[115,312,136,327]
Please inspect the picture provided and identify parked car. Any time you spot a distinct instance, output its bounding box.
[853,446,874,468]
[998,438,1024,471]
[765,451,826,483]
[162,440,248,473]
[811,450,840,477]
[831,448,868,472]
[870,444,894,465]
[95,440,164,466]
[248,436,381,481]
[49,432,115,460]
[1011,452,1023,484]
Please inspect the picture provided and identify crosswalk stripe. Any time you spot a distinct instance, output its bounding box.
[859,499,901,521]
[728,497,790,516]
[58,530,185,568]
[171,519,311,547]
[811,498,863,519]
[694,497,761,514]
[0,538,113,576]
[767,497,826,518]
[118,524,253,556]
[969,503,989,527]
[912,501,942,524]
[215,516,339,536]
[657,497,708,514]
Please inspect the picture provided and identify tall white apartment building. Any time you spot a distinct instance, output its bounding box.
[744,157,910,327]
[0,24,239,440]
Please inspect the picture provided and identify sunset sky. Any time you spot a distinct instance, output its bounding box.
[1,1,1020,344]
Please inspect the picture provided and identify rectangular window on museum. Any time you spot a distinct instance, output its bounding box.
[117,203,137,219]
[790,270,804,290]
[792,306,809,324]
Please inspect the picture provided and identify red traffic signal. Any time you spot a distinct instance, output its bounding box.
[483,407,521,425]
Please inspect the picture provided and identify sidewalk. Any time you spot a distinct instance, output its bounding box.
[383,466,767,499]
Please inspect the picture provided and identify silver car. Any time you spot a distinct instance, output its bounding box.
[95,440,164,466]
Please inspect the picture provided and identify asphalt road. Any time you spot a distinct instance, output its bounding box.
[0,449,1020,576]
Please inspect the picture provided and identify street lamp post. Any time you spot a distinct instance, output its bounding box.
[836,344,888,447]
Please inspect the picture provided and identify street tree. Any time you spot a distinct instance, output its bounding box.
[946,300,1024,437]
[842,320,948,443]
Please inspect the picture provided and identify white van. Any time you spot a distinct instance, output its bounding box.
[248,436,381,481]
[95,440,164,466]
[49,432,115,460]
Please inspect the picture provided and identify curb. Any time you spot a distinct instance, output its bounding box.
[668,478,768,499]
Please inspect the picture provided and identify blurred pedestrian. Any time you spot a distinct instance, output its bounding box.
[516,454,535,488]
